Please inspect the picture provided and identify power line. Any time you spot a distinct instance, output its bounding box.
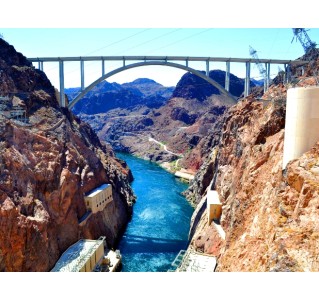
[42,29,152,73]
[119,29,182,55]
[83,28,152,56]
[65,29,182,77]
[146,28,213,54]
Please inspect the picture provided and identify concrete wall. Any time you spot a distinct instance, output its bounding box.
[95,243,105,265]
[79,242,105,272]
[283,86,319,169]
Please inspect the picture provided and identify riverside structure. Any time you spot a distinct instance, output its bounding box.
[51,237,105,272]
[51,236,122,272]
[84,183,113,214]
[27,55,308,108]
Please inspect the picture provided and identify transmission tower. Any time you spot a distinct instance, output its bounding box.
[292,28,316,54]
[249,45,267,91]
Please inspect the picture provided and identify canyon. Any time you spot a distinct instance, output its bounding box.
[1,33,319,273]
[73,70,256,173]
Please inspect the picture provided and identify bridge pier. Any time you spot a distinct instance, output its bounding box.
[244,62,251,97]
[225,61,230,92]
[80,60,85,91]
[102,59,105,76]
[59,60,65,107]
[206,60,210,77]
[284,63,291,83]
[266,63,270,91]
[38,61,43,71]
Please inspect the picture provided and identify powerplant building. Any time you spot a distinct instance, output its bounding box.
[84,183,113,214]
[51,237,106,272]
[51,237,122,272]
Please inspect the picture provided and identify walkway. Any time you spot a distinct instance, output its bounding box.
[148,137,183,157]
[170,248,217,272]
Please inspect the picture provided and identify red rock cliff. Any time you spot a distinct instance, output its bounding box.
[0,38,135,271]
[188,74,319,271]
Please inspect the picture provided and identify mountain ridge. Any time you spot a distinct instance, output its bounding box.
[75,69,254,172]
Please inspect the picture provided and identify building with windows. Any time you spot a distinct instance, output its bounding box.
[84,183,113,214]
[51,236,122,272]
[51,237,106,272]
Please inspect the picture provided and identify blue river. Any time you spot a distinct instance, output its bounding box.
[116,152,194,272]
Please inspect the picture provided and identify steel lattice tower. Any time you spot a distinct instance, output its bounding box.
[249,46,266,80]
[292,28,316,54]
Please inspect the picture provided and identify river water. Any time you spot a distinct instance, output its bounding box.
[116,152,194,272]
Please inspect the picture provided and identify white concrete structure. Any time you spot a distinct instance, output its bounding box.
[283,86,319,169]
[51,237,105,272]
[171,249,217,272]
[84,183,112,214]
[174,171,195,182]
[207,190,222,225]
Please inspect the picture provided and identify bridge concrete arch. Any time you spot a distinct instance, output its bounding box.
[68,61,237,110]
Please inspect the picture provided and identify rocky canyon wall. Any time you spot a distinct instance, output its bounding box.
[0,38,135,271]
[187,76,319,271]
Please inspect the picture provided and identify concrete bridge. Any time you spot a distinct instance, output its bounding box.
[27,55,307,108]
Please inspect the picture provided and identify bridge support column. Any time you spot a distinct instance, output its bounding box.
[59,60,65,107]
[225,61,230,92]
[102,59,105,76]
[263,63,267,93]
[206,60,210,77]
[244,62,251,97]
[186,59,188,67]
[80,60,85,91]
[266,63,270,90]
[284,64,289,83]
[38,61,43,71]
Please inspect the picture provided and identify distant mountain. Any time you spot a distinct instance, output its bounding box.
[172,70,256,101]
[122,78,173,98]
[67,79,174,115]
[251,78,264,86]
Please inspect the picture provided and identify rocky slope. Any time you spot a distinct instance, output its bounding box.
[78,70,254,173]
[186,54,319,271]
[0,38,135,271]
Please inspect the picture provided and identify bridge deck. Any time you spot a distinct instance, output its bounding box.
[28,55,308,65]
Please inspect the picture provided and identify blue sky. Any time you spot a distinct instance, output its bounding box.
[1,28,317,88]
[0,1,318,89]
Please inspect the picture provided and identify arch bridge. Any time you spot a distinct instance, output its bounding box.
[27,55,307,108]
